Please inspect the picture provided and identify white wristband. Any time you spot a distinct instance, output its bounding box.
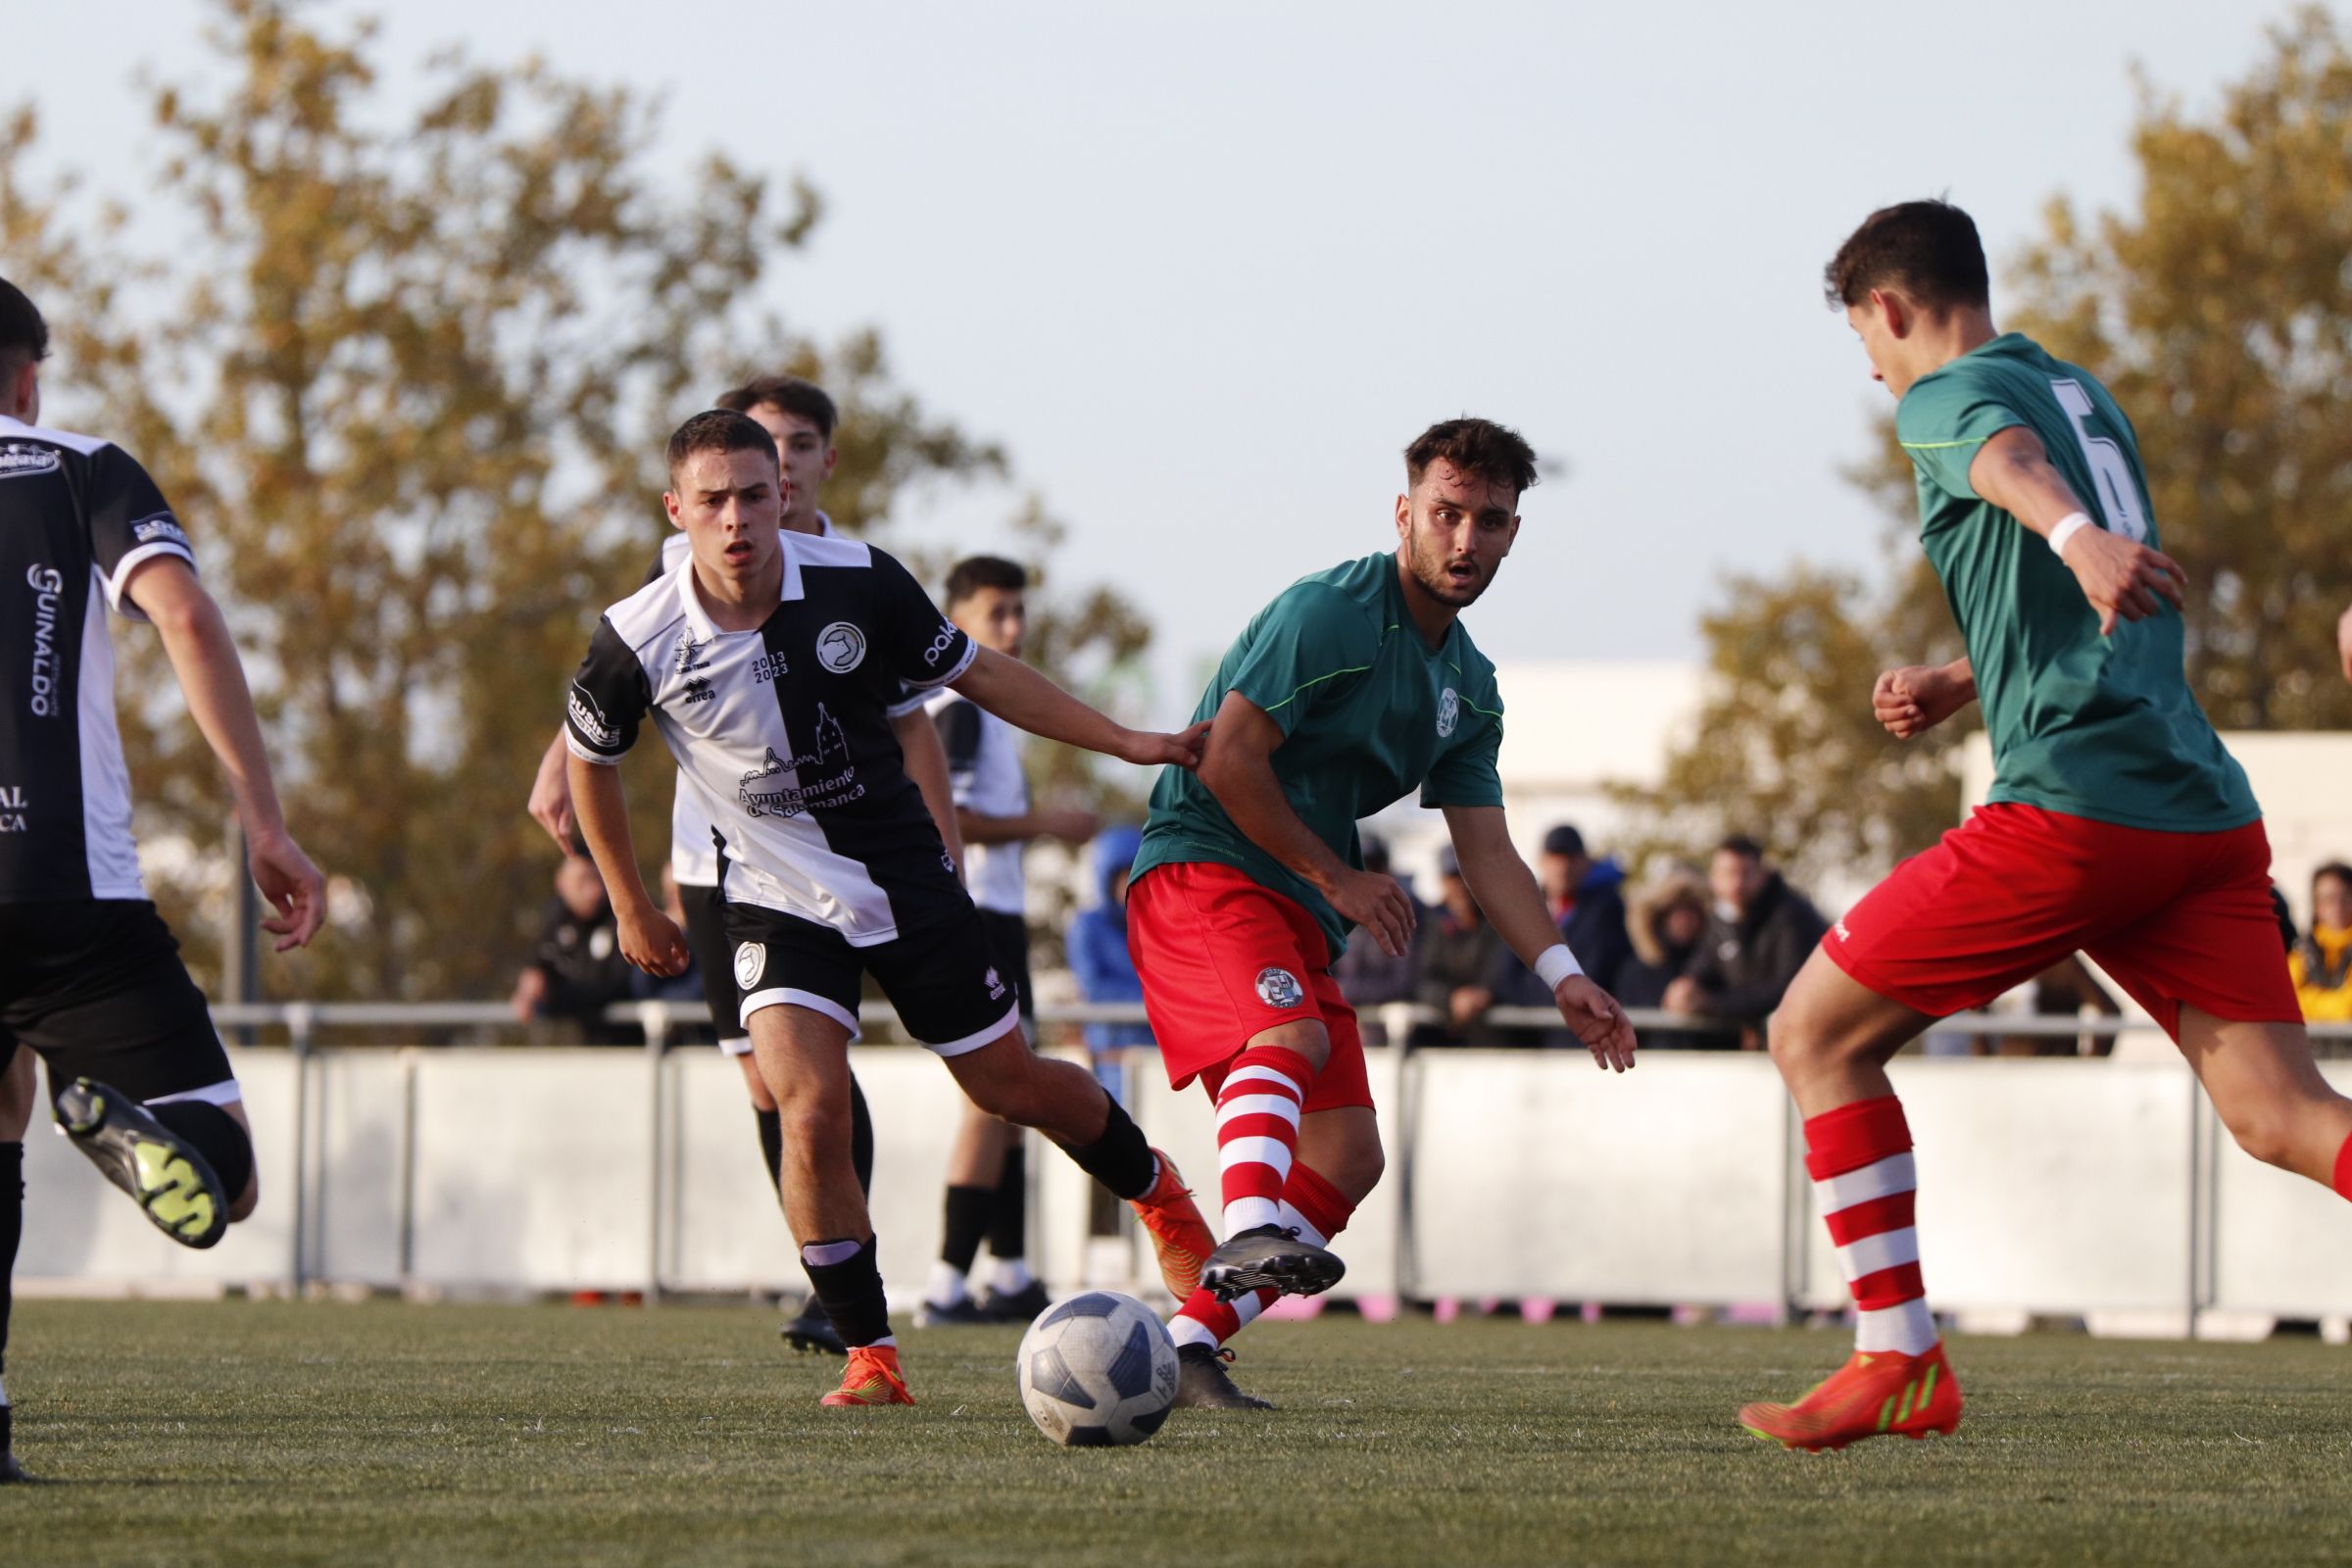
[2047,512,2094,560]
[1535,943,1584,990]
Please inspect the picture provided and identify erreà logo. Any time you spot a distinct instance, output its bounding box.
[0,444,61,480]
[1436,687,1460,739]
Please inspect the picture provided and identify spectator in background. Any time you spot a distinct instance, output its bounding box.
[1612,866,1720,1050]
[511,854,636,1044]
[1411,848,1505,1046]
[1334,835,1422,1013]
[1488,823,1634,1045]
[2293,861,2352,1025]
[1663,836,1829,1050]
[1068,825,1154,1095]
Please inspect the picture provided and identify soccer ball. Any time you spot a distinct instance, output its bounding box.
[1015,1290,1179,1446]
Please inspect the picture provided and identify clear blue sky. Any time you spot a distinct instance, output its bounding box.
[13,1,2295,714]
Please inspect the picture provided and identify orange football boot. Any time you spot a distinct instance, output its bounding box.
[820,1345,916,1407]
[1740,1343,1962,1452]
[1128,1149,1216,1300]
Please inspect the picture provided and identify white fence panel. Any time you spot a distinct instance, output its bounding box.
[1799,1060,2196,1313]
[2206,1063,2352,1317]
[1405,1051,1790,1301]
[306,1050,410,1286]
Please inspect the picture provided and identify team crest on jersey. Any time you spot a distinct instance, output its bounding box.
[816,621,867,673]
[1255,967,1304,1009]
[1437,687,1460,739]
[734,942,767,991]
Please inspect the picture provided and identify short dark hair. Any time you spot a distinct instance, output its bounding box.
[2316,861,2352,898]
[1542,824,1587,859]
[1404,417,1540,499]
[715,374,838,442]
[1715,834,1764,862]
[944,554,1027,608]
[0,276,48,380]
[665,409,780,482]
[1824,200,1989,314]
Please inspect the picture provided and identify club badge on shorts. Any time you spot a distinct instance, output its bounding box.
[734,942,767,991]
[1255,967,1304,1009]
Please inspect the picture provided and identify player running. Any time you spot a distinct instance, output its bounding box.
[1740,201,2352,1451]
[527,375,963,1355]
[1127,417,1638,1409]
[915,556,1100,1327]
[0,277,327,1482]
[564,410,1214,1408]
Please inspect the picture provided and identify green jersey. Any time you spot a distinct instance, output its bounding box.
[1896,333,2257,833]
[1133,552,1506,960]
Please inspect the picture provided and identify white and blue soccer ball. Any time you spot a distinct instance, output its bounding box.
[1015,1290,1179,1446]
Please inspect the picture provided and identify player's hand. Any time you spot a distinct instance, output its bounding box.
[1331,868,1416,957]
[247,827,326,952]
[2337,602,2352,683]
[528,744,578,852]
[2060,526,2185,636]
[1040,808,1102,844]
[1117,719,1210,771]
[617,906,691,977]
[1555,975,1637,1072]
[1871,663,1972,740]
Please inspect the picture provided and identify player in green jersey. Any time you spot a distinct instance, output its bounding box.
[1740,200,2352,1452]
[1124,417,1638,1408]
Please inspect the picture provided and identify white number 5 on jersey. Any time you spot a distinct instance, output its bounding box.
[2049,378,2150,543]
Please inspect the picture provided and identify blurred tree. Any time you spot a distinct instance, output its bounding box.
[0,0,1148,1001]
[1619,7,2352,891]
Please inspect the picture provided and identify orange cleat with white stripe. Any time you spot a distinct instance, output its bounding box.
[1128,1149,1216,1301]
[820,1345,916,1408]
[1740,1343,1962,1452]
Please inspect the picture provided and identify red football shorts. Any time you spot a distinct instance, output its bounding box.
[1125,860,1373,1111]
[1823,802,2301,1039]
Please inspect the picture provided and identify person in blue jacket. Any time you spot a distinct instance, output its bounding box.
[1068,825,1155,1094]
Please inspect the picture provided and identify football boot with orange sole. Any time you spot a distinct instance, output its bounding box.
[1740,1343,1962,1452]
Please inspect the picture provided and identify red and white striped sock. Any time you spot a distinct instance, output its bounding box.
[1171,1163,1355,1350]
[1805,1095,1936,1357]
[1213,1046,1311,1236]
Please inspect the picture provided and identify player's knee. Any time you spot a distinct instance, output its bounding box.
[1327,1139,1384,1202]
[228,1170,260,1224]
[2218,1102,2296,1171]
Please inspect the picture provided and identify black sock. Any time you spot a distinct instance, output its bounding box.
[1,1142,20,1393]
[1051,1093,1155,1202]
[148,1102,254,1204]
[848,1073,874,1196]
[753,1105,783,1195]
[799,1236,890,1348]
[988,1143,1027,1262]
[939,1185,993,1276]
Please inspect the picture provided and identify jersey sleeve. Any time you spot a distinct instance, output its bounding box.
[564,617,651,765]
[1895,368,2028,501]
[931,697,985,795]
[1419,692,1504,809]
[1225,584,1378,738]
[873,549,976,689]
[84,445,195,621]
[884,682,932,720]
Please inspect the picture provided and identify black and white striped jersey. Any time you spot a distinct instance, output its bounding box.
[0,415,196,903]
[566,531,978,945]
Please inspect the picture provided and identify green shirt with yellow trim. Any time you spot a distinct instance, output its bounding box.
[1896,332,2256,832]
[1133,551,1505,960]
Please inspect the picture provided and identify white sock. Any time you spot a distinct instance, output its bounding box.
[925,1259,969,1308]
[988,1257,1033,1295]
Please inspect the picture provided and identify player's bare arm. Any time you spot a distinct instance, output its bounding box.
[565,752,688,977]
[1442,804,1637,1073]
[2338,601,2352,682]
[949,646,1208,769]
[894,706,965,875]
[126,554,326,951]
[1195,688,1417,957]
[956,805,1099,847]
[1872,657,1977,740]
[1967,426,2185,636]
[527,727,577,851]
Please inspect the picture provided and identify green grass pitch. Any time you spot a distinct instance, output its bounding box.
[2,1300,2348,1567]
